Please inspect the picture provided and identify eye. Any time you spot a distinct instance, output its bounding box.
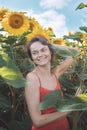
[41,48,47,52]
[32,51,38,55]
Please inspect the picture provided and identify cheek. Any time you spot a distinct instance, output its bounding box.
[31,54,37,61]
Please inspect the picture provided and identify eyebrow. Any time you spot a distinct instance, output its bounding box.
[31,46,47,52]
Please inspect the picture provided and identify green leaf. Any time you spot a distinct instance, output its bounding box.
[0,55,6,67]
[79,74,87,81]
[0,51,27,88]
[39,90,62,110]
[56,96,87,112]
[79,26,87,33]
[0,93,11,111]
[68,48,81,57]
[76,3,87,10]
[8,117,32,130]
[53,45,81,58]
[63,34,81,42]
[59,76,74,88]
[0,127,7,130]
[39,90,87,112]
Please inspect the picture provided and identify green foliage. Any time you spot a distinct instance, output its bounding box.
[53,45,81,58]
[0,128,7,130]
[64,34,81,42]
[0,93,11,112]
[0,51,27,88]
[75,3,87,10]
[0,33,33,130]
[39,90,62,110]
[79,26,87,33]
[39,90,87,112]
[8,115,32,130]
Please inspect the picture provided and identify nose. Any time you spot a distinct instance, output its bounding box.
[38,51,43,57]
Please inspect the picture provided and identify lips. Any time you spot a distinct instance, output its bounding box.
[37,56,47,62]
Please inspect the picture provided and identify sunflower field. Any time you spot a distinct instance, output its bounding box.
[0,3,87,130]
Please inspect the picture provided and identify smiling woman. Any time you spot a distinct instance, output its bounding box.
[24,35,75,130]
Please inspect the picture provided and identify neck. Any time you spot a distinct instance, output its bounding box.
[36,64,51,76]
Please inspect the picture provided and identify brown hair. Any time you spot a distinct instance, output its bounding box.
[27,36,54,61]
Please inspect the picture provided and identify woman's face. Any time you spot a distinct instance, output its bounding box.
[30,41,51,66]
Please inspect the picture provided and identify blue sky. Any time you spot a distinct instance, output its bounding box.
[0,0,87,37]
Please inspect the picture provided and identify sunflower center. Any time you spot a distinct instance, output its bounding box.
[0,13,4,18]
[9,14,24,28]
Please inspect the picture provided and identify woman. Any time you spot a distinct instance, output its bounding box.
[25,36,78,130]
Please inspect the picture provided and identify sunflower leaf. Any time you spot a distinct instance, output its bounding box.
[53,45,81,58]
[75,3,87,10]
[56,96,87,112]
[59,76,74,88]
[39,90,62,110]
[79,74,87,81]
[0,51,27,88]
[79,26,87,33]
[0,93,11,111]
[39,90,87,112]
[63,35,81,42]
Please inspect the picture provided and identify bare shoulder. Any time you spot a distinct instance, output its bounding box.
[26,71,37,81]
[25,71,40,89]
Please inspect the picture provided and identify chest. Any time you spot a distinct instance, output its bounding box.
[40,75,57,90]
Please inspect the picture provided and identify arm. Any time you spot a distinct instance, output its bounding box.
[25,73,70,128]
[54,56,74,78]
[53,45,82,93]
[52,53,74,79]
[52,44,79,78]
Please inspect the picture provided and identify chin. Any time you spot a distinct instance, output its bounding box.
[39,62,49,66]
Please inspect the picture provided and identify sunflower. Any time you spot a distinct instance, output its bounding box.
[0,8,9,21]
[77,47,85,59]
[52,38,66,45]
[26,26,52,43]
[28,17,40,32]
[47,27,53,31]
[80,33,87,41]
[18,11,27,15]
[45,27,55,37]
[83,40,87,46]
[68,31,72,36]
[1,12,30,36]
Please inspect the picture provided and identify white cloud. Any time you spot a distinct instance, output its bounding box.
[40,0,71,9]
[26,9,69,37]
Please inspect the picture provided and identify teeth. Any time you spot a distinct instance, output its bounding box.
[38,56,46,61]
[38,59,44,61]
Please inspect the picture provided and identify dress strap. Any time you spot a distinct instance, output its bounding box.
[32,71,41,87]
[52,73,61,90]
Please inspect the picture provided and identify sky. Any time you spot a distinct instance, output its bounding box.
[0,0,87,37]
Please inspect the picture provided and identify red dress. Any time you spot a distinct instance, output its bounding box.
[31,72,69,130]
